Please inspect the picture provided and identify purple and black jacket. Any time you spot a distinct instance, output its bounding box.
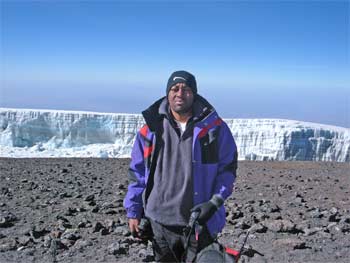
[124,95,238,237]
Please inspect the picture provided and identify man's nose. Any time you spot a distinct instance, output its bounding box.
[177,88,185,96]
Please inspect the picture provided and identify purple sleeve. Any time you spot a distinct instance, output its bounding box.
[123,132,146,219]
[213,121,238,200]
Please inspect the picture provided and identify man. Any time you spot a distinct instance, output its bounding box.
[124,70,238,262]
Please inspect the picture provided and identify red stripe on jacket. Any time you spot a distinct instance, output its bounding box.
[198,118,222,138]
[140,125,149,138]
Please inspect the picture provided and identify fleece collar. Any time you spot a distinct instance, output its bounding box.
[142,94,216,132]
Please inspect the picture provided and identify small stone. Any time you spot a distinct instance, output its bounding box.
[76,207,86,212]
[101,202,115,209]
[56,215,70,222]
[0,238,17,252]
[105,210,118,215]
[58,219,72,230]
[0,211,17,228]
[138,247,154,260]
[269,204,281,213]
[84,194,95,202]
[117,183,126,190]
[309,208,323,218]
[108,242,128,255]
[61,229,81,241]
[339,223,350,233]
[253,212,268,223]
[77,218,91,228]
[17,246,26,251]
[60,238,75,247]
[100,228,109,236]
[30,227,50,239]
[294,192,303,198]
[64,207,77,216]
[245,206,254,213]
[74,240,93,251]
[273,238,307,250]
[114,226,129,236]
[249,223,267,233]
[17,236,32,246]
[78,221,87,228]
[91,205,100,213]
[236,220,251,230]
[59,192,70,198]
[295,197,304,203]
[263,219,296,233]
[330,207,338,214]
[228,210,244,220]
[138,248,148,257]
[23,247,36,255]
[340,217,350,224]
[87,200,96,206]
[303,227,323,236]
[105,219,115,229]
[74,193,83,198]
[44,235,52,248]
[51,238,68,250]
[91,222,104,233]
[328,209,340,222]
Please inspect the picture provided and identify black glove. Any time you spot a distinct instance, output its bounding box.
[138,218,153,241]
[191,195,224,225]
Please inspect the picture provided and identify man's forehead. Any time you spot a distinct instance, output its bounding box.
[172,82,188,88]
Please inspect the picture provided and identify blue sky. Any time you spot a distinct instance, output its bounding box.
[1,0,349,127]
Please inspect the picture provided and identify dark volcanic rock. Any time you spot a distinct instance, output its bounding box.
[74,239,93,251]
[84,194,95,202]
[273,238,308,250]
[61,229,81,241]
[0,158,349,263]
[0,211,17,228]
[30,226,50,239]
[0,238,17,252]
[91,222,105,233]
[108,242,129,255]
[262,219,296,233]
[17,236,33,246]
[249,223,268,233]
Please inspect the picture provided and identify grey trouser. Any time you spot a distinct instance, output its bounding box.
[149,218,213,263]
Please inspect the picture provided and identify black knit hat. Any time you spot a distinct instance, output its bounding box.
[166,70,197,95]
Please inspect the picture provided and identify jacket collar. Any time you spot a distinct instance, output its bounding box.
[142,94,216,132]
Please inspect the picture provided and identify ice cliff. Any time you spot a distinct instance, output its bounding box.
[0,108,349,162]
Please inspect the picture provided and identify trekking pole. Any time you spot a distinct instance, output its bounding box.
[236,231,250,262]
[183,211,200,261]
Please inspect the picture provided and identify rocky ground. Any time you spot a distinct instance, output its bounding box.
[0,158,349,263]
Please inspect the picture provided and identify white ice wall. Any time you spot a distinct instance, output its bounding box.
[1,108,349,161]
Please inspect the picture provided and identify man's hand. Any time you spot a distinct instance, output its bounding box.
[191,194,224,225]
[191,201,217,224]
[128,218,140,238]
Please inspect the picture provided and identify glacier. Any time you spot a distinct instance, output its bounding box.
[0,108,349,162]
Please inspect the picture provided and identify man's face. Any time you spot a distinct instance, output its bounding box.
[167,83,194,115]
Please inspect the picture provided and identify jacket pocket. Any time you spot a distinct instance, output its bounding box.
[200,127,219,164]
